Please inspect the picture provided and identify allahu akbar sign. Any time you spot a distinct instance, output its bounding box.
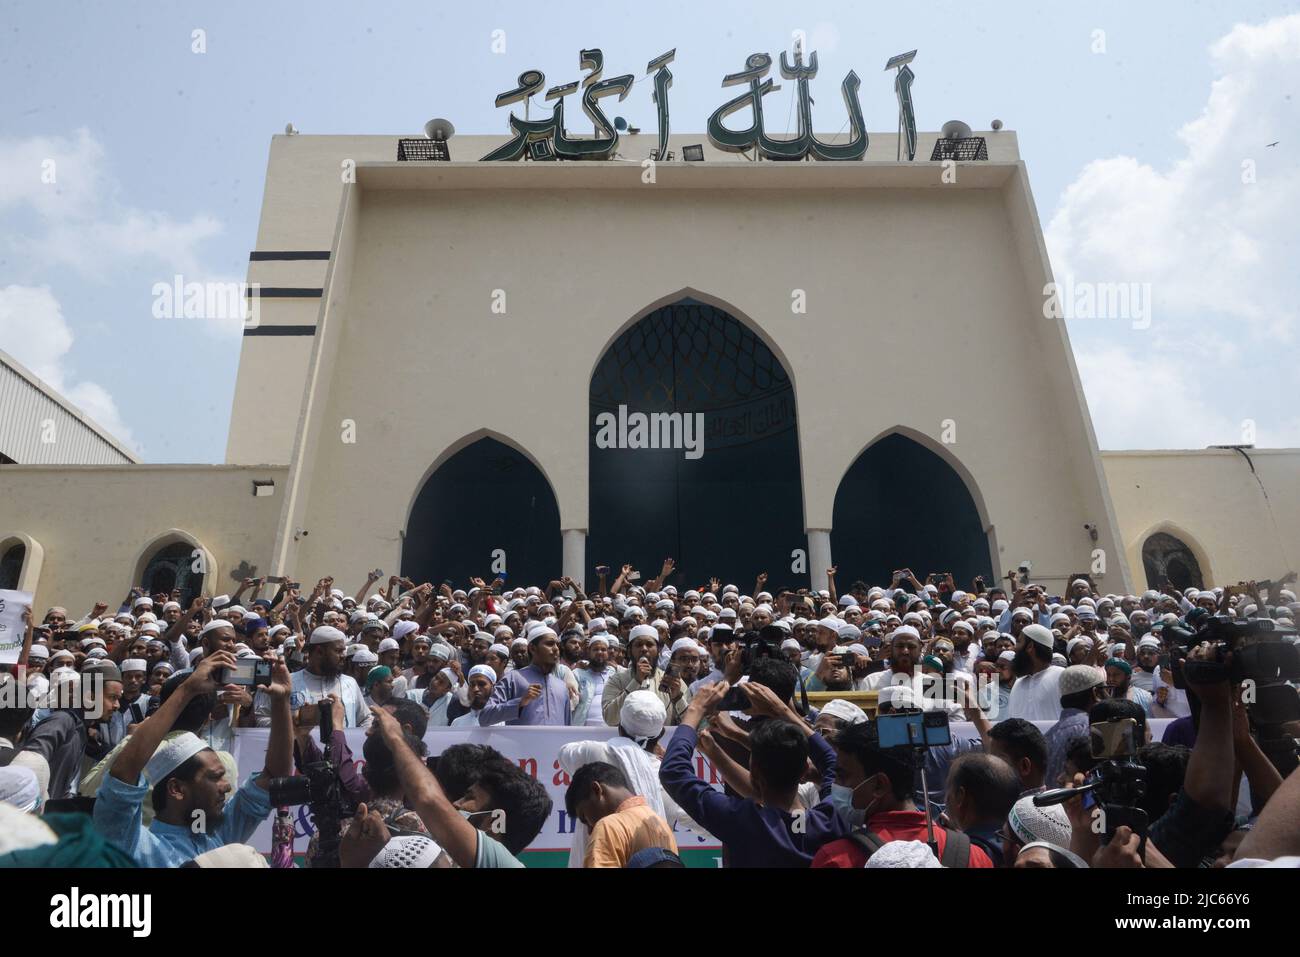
[481,44,919,163]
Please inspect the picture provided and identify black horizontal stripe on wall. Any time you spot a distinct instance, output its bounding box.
[248,250,331,261]
[244,287,323,298]
[243,325,317,336]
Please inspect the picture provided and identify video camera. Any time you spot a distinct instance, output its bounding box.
[266,701,354,867]
[716,626,809,714]
[1035,716,1148,848]
[1164,612,1300,773]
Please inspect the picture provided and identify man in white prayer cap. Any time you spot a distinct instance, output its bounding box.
[600,624,688,726]
[479,627,572,725]
[574,634,620,726]
[256,625,370,728]
[104,658,152,749]
[92,651,295,867]
[1007,624,1064,721]
[557,691,702,867]
[450,665,498,728]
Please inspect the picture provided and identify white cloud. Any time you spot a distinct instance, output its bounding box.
[0,283,138,453]
[1077,342,1300,449]
[0,128,239,458]
[0,128,108,219]
[0,128,226,282]
[1047,13,1300,339]
[31,210,224,282]
[1076,344,1232,448]
[1051,14,1300,450]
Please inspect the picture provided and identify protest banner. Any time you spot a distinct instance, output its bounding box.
[0,590,33,666]
[229,718,1173,867]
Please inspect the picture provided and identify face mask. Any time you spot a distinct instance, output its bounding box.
[831,779,878,830]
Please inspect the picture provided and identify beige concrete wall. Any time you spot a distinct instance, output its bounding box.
[0,465,287,614]
[225,130,1024,466]
[273,155,1128,594]
[1102,449,1300,588]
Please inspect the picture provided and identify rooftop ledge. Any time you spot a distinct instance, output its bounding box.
[354,159,1020,191]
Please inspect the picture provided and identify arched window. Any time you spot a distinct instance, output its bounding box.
[140,541,205,607]
[0,542,25,591]
[1142,532,1204,591]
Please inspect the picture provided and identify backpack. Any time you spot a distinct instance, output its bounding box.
[850,828,972,867]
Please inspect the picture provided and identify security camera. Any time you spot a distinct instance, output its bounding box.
[1083,523,1095,531]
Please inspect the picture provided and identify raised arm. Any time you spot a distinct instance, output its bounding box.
[110,651,234,785]
[16,605,34,675]
[696,728,754,799]
[370,704,480,867]
[253,660,294,789]
[354,569,381,606]
[647,558,676,594]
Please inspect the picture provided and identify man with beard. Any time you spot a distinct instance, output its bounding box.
[260,625,370,728]
[691,624,738,693]
[509,637,531,672]
[104,658,152,748]
[480,628,572,725]
[1007,624,1064,721]
[809,645,854,692]
[560,627,585,670]
[575,635,620,726]
[601,625,688,726]
[242,617,271,655]
[1130,636,1161,693]
[93,651,294,867]
[21,660,123,800]
[403,634,434,687]
[864,626,922,691]
[451,666,498,727]
[1104,657,1153,715]
[668,636,704,687]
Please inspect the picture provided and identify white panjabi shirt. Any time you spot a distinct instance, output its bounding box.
[1007,665,1065,721]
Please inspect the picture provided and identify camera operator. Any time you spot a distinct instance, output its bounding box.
[661,680,845,867]
[1063,640,1236,868]
[92,651,294,867]
[812,720,993,868]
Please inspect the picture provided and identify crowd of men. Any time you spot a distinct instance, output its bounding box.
[2,561,1299,870]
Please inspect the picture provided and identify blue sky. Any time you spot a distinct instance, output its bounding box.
[2,1,1298,460]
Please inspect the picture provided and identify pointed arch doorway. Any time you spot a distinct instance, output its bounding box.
[588,296,805,587]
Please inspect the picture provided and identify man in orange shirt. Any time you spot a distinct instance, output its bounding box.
[565,761,678,867]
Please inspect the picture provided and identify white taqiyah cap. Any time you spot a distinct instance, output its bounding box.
[144,732,211,784]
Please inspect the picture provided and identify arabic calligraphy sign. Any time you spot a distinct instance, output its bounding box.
[482,44,917,163]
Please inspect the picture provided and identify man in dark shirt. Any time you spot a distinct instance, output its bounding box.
[660,680,845,867]
[22,661,123,800]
